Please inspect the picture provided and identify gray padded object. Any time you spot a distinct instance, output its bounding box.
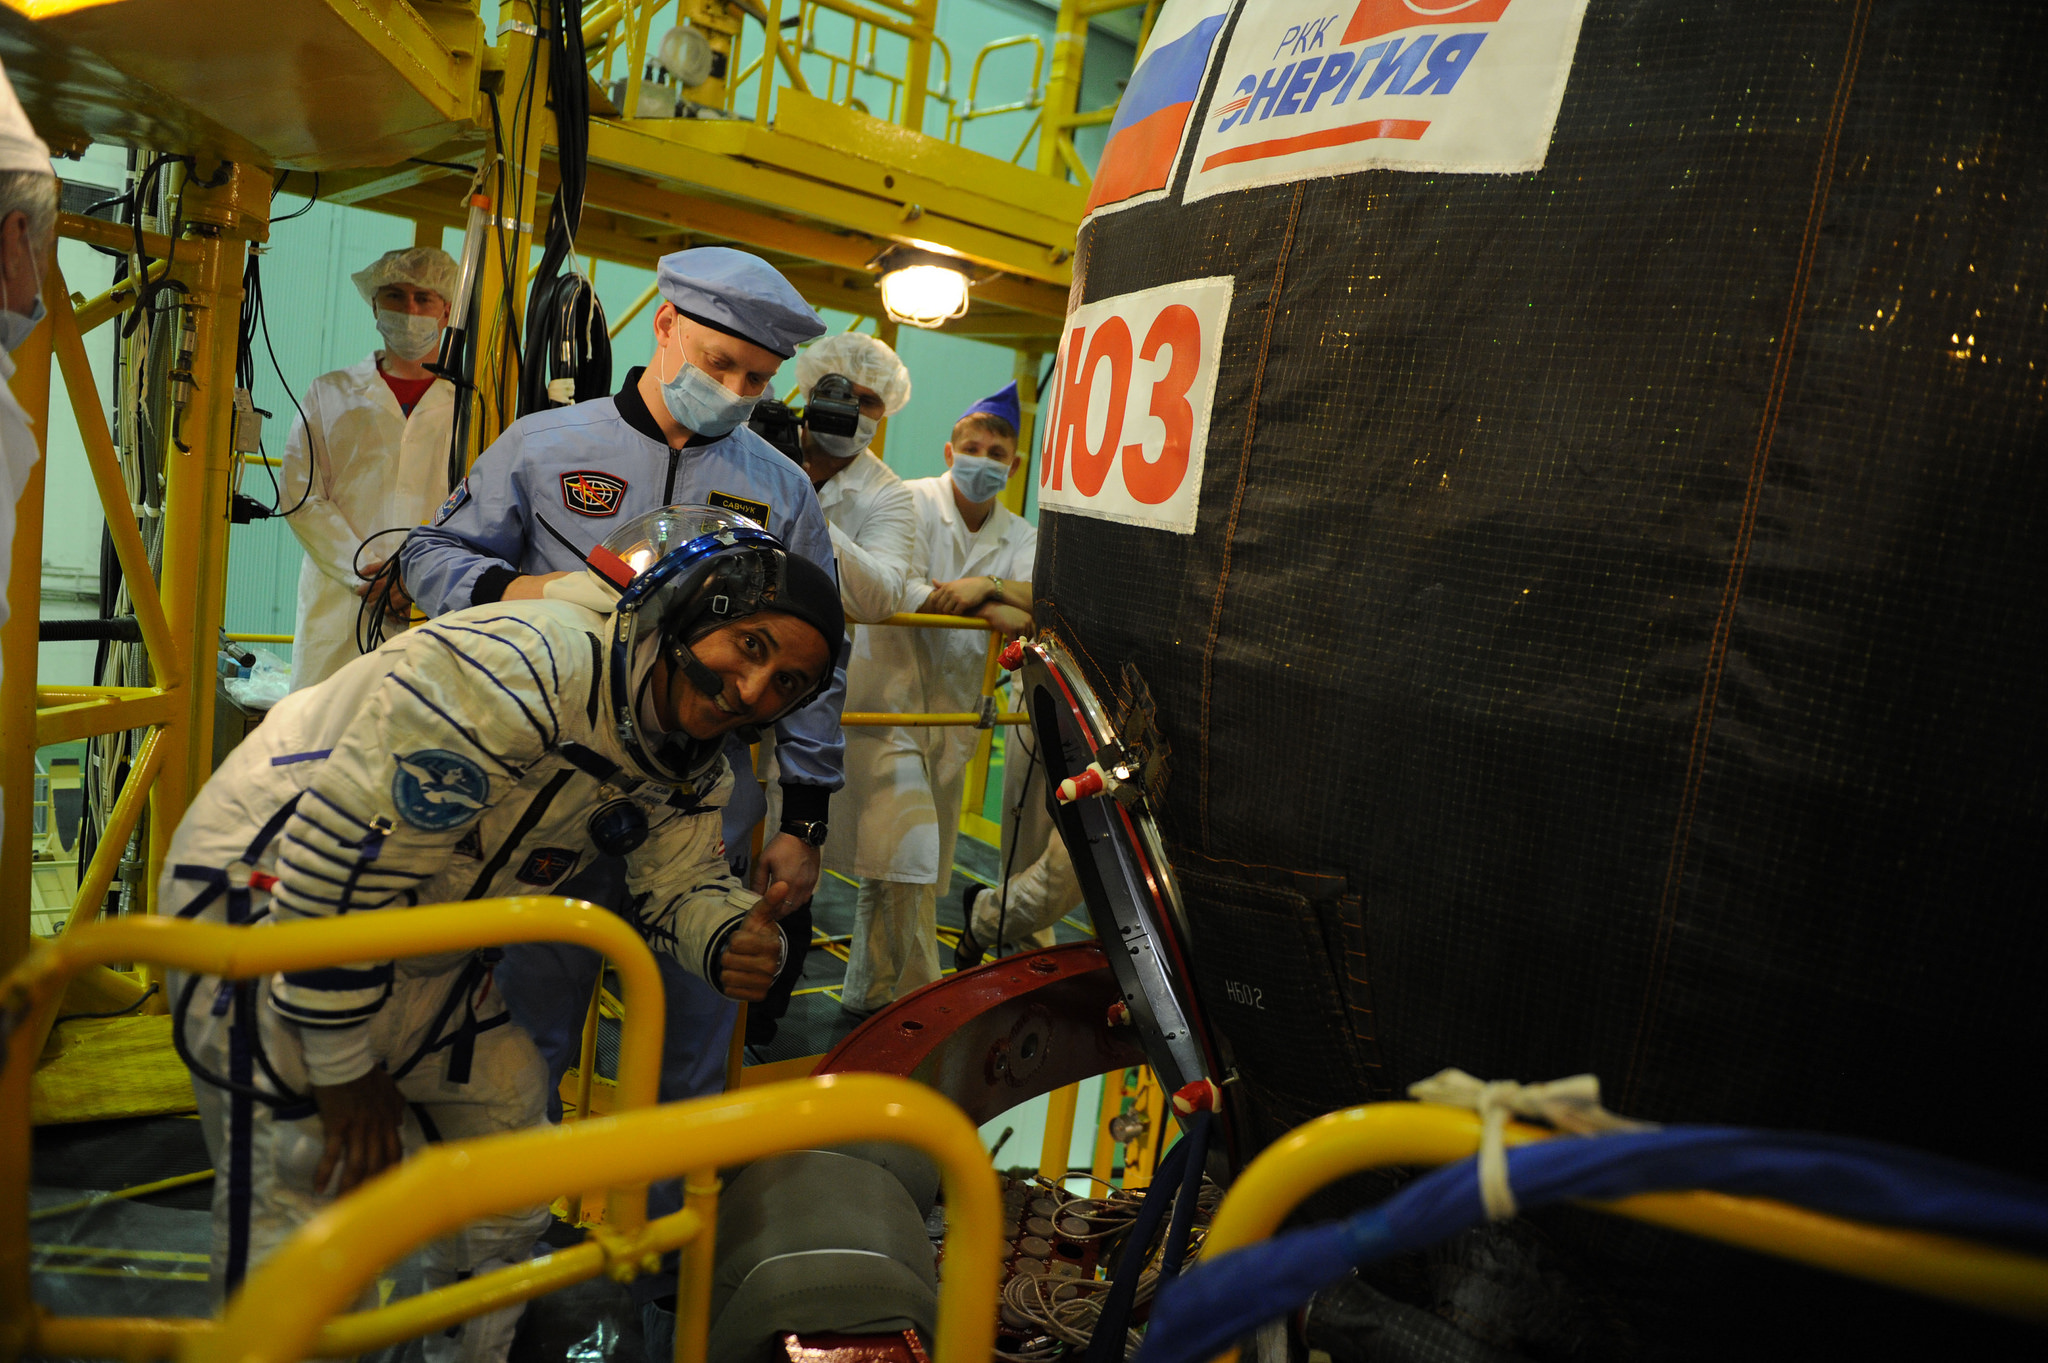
[824,1142,940,1217]
[706,1150,937,1363]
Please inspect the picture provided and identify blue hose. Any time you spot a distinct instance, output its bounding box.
[1138,1125,2048,1363]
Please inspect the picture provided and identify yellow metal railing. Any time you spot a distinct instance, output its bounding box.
[947,33,1044,162]
[1201,1102,2048,1333]
[2,898,668,1362]
[2,903,1002,1363]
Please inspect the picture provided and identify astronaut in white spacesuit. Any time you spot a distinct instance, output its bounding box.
[166,507,842,1363]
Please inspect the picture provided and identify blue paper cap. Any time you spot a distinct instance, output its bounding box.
[957,381,1021,434]
[655,247,826,359]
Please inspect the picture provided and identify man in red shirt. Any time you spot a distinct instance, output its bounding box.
[279,246,459,689]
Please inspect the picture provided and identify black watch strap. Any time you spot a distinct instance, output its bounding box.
[779,818,829,847]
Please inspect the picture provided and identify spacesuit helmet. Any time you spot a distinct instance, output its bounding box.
[600,505,844,787]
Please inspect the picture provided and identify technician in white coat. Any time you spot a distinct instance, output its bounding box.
[791,331,916,625]
[0,58,53,702]
[279,245,458,690]
[829,383,1037,1014]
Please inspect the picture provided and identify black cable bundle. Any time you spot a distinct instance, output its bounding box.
[518,0,610,416]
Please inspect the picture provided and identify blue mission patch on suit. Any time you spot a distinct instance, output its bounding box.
[516,846,581,885]
[561,470,628,516]
[391,749,490,831]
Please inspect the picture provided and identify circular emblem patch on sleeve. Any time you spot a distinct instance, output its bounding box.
[391,749,491,830]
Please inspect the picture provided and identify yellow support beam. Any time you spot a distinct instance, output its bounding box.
[61,725,166,934]
[0,268,49,983]
[46,271,178,681]
[34,689,177,749]
[147,165,268,950]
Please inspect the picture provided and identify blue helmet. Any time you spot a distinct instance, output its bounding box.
[600,505,843,787]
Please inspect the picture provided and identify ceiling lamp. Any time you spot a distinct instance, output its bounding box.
[877,250,972,329]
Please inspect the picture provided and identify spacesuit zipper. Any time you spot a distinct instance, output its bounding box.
[663,446,680,503]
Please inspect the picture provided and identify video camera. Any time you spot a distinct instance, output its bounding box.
[750,371,863,466]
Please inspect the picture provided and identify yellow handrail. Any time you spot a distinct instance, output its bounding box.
[182,1074,998,1363]
[1203,1102,2048,1329]
[1,898,671,1363]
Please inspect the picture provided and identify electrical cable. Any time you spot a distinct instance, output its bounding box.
[51,982,160,1025]
[991,707,1041,957]
[351,526,421,655]
[518,0,609,417]
[268,171,320,223]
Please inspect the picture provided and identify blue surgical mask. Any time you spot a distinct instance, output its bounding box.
[376,307,443,361]
[657,332,759,439]
[0,253,44,354]
[950,453,1012,503]
[0,293,43,354]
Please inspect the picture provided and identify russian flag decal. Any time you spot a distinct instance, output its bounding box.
[1084,0,1233,221]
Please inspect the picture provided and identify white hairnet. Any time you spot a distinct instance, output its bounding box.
[793,332,912,415]
[351,246,460,306]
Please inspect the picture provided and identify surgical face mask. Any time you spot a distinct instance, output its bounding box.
[376,307,443,361]
[0,250,44,354]
[808,414,877,461]
[657,332,759,439]
[950,452,1012,503]
[0,293,42,354]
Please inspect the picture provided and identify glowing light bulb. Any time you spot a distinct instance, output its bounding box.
[879,262,970,329]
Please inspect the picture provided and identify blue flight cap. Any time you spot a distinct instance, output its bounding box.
[958,381,1021,433]
[655,247,826,359]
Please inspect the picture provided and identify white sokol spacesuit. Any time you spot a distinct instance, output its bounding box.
[165,511,832,1361]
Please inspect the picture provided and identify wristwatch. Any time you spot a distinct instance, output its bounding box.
[987,576,1005,605]
[779,818,829,847]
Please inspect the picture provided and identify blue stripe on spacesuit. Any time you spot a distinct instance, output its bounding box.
[456,614,563,693]
[437,623,563,733]
[415,627,559,746]
[269,749,333,766]
[387,675,526,776]
[298,789,375,831]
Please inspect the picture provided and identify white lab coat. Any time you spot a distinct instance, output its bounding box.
[826,473,1037,889]
[279,353,454,690]
[818,449,916,626]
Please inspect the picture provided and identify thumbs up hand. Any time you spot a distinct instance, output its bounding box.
[717,881,794,1001]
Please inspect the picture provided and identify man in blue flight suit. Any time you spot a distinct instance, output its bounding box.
[398,247,841,1107]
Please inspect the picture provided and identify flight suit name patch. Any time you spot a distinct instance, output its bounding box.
[706,490,770,525]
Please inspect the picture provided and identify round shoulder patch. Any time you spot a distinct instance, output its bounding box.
[391,749,491,831]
